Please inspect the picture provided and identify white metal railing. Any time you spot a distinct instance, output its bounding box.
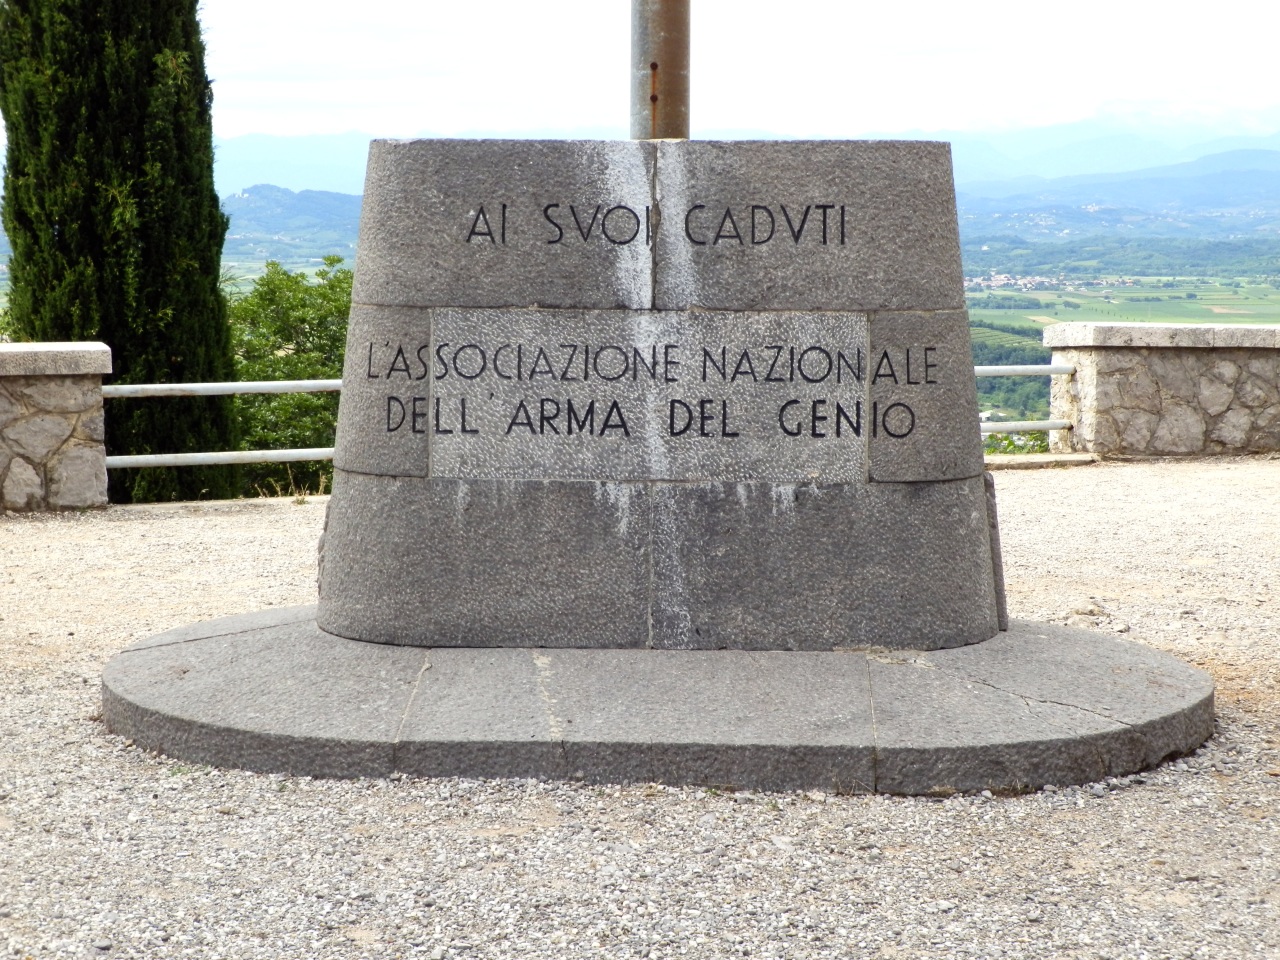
[980,419,1071,434]
[101,364,1075,468]
[102,379,342,469]
[975,364,1073,377]
[105,448,336,469]
[101,379,342,399]
[975,363,1074,435]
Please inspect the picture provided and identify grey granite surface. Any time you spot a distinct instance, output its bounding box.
[318,471,654,649]
[353,140,654,310]
[333,303,434,477]
[866,310,984,482]
[102,615,1214,794]
[320,469,998,651]
[653,140,964,312]
[351,139,964,313]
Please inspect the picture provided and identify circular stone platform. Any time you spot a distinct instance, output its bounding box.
[101,607,1214,795]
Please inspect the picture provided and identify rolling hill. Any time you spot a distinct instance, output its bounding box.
[220,184,361,262]
[957,150,1280,240]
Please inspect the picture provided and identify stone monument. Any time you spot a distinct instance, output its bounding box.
[317,139,1004,652]
[102,137,1214,793]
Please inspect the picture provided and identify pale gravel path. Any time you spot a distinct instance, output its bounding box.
[1,459,1278,960]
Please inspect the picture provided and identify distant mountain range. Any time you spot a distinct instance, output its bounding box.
[923,123,1280,186]
[6,141,1280,271]
[957,150,1280,240]
[215,133,378,196]
[220,184,360,262]
[206,120,1280,195]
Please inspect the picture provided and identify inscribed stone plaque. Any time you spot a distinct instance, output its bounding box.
[352,139,965,313]
[335,305,983,483]
[428,308,868,482]
[653,140,965,312]
[353,140,654,310]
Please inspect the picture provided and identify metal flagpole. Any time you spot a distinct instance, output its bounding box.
[630,0,690,139]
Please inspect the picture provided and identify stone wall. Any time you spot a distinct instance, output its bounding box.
[1046,323,1280,456]
[0,343,112,512]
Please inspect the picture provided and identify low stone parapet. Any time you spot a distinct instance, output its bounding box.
[0,342,112,512]
[1046,323,1280,456]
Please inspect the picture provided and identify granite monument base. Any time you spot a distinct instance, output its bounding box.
[318,471,1003,651]
[102,608,1213,795]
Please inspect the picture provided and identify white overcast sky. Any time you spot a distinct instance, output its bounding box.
[0,1,1276,146]
[193,0,1280,140]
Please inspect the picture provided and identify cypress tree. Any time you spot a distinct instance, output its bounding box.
[0,0,236,502]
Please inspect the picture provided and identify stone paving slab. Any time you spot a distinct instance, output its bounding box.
[103,614,423,777]
[102,612,1213,795]
[983,453,1098,471]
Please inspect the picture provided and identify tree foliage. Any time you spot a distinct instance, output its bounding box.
[967,294,1044,310]
[970,332,1051,420]
[983,431,1049,455]
[0,0,236,501]
[229,258,351,496]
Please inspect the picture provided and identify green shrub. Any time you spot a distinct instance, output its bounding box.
[229,257,351,496]
[983,431,1049,455]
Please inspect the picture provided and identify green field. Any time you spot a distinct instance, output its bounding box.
[967,278,1280,327]
[220,258,341,296]
[964,276,1280,421]
[969,325,1044,350]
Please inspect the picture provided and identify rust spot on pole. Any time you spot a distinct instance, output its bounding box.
[631,0,689,140]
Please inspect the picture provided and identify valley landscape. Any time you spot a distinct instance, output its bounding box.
[6,124,1280,422]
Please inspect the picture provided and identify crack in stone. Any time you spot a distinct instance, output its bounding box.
[645,485,655,650]
[115,610,317,654]
[960,673,1135,729]
[954,674,1120,780]
[648,146,659,310]
[390,651,433,770]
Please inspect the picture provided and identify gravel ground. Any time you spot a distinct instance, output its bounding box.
[2,458,1278,960]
